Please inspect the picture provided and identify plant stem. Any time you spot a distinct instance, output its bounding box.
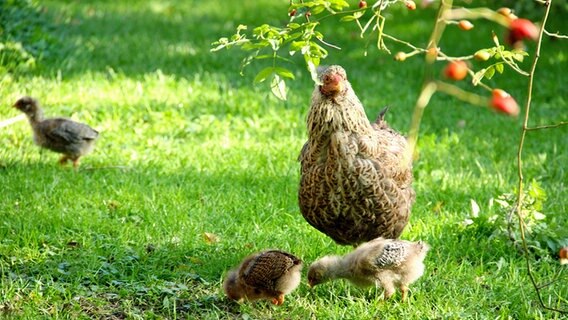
[405,0,453,165]
[515,0,567,314]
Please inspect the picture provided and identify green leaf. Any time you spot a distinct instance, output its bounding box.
[511,50,528,62]
[305,56,319,83]
[340,15,356,22]
[312,5,325,15]
[485,66,496,79]
[288,23,301,29]
[254,54,273,60]
[254,67,274,83]
[274,67,295,79]
[290,41,307,53]
[495,63,504,74]
[241,41,269,51]
[353,11,364,19]
[270,74,287,100]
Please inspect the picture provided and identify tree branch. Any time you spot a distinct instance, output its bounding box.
[515,0,567,314]
[525,121,568,131]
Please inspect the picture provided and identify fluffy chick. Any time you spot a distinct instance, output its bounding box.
[223,250,303,305]
[308,238,429,301]
[13,96,99,168]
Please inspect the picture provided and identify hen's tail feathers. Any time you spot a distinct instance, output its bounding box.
[375,106,390,125]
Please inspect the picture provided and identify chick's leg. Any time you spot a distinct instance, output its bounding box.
[379,280,396,300]
[271,293,285,306]
[400,284,409,301]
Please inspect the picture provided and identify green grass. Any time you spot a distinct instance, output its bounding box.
[1,1,567,319]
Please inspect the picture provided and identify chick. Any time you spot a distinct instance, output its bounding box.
[13,96,99,168]
[223,250,303,305]
[308,238,429,301]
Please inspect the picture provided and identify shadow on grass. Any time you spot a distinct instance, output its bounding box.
[36,1,291,79]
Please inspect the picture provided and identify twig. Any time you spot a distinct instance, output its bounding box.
[536,268,565,290]
[544,29,568,39]
[443,7,511,27]
[515,0,567,314]
[525,121,568,131]
[434,81,487,106]
[0,114,26,129]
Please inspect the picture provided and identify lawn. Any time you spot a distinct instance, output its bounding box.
[0,0,567,319]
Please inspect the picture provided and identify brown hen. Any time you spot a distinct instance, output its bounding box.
[13,96,99,168]
[299,65,415,245]
[223,250,302,305]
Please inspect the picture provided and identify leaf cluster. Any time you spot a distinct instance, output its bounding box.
[211,0,354,99]
[465,181,568,259]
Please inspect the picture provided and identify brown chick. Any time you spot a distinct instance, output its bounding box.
[307,238,429,301]
[13,96,99,168]
[223,250,303,305]
[299,65,415,245]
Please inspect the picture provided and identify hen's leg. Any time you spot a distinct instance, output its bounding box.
[72,157,81,169]
[58,155,70,166]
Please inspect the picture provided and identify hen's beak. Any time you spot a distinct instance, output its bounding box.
[320,73,343,96]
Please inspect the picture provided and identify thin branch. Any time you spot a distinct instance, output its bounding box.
[435,81,487,106]
[526,121,568,131]
[0,114,26,129]
[443,7,511,27]
[544,29,568,39]
[405,0,453,165]
[515,0,568,314]
[315,37,342,50]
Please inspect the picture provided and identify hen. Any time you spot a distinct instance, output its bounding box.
[298,65,414,245]
[307,237,429,301]
[223,250,303,305]
[13,96,99,168]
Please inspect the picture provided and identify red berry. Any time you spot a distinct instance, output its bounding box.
[458,20,474,31]
[443,60,468,81]
[359,1,367,9]
[405,0,416,10]
[289,9,297,17]
[489,89,520,116]
[508,19,539,43]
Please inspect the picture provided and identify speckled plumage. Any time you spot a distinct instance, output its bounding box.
[308,238,429,300]
[223,250,303,305]
[298,65,415,245]
[13,96,99,167]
